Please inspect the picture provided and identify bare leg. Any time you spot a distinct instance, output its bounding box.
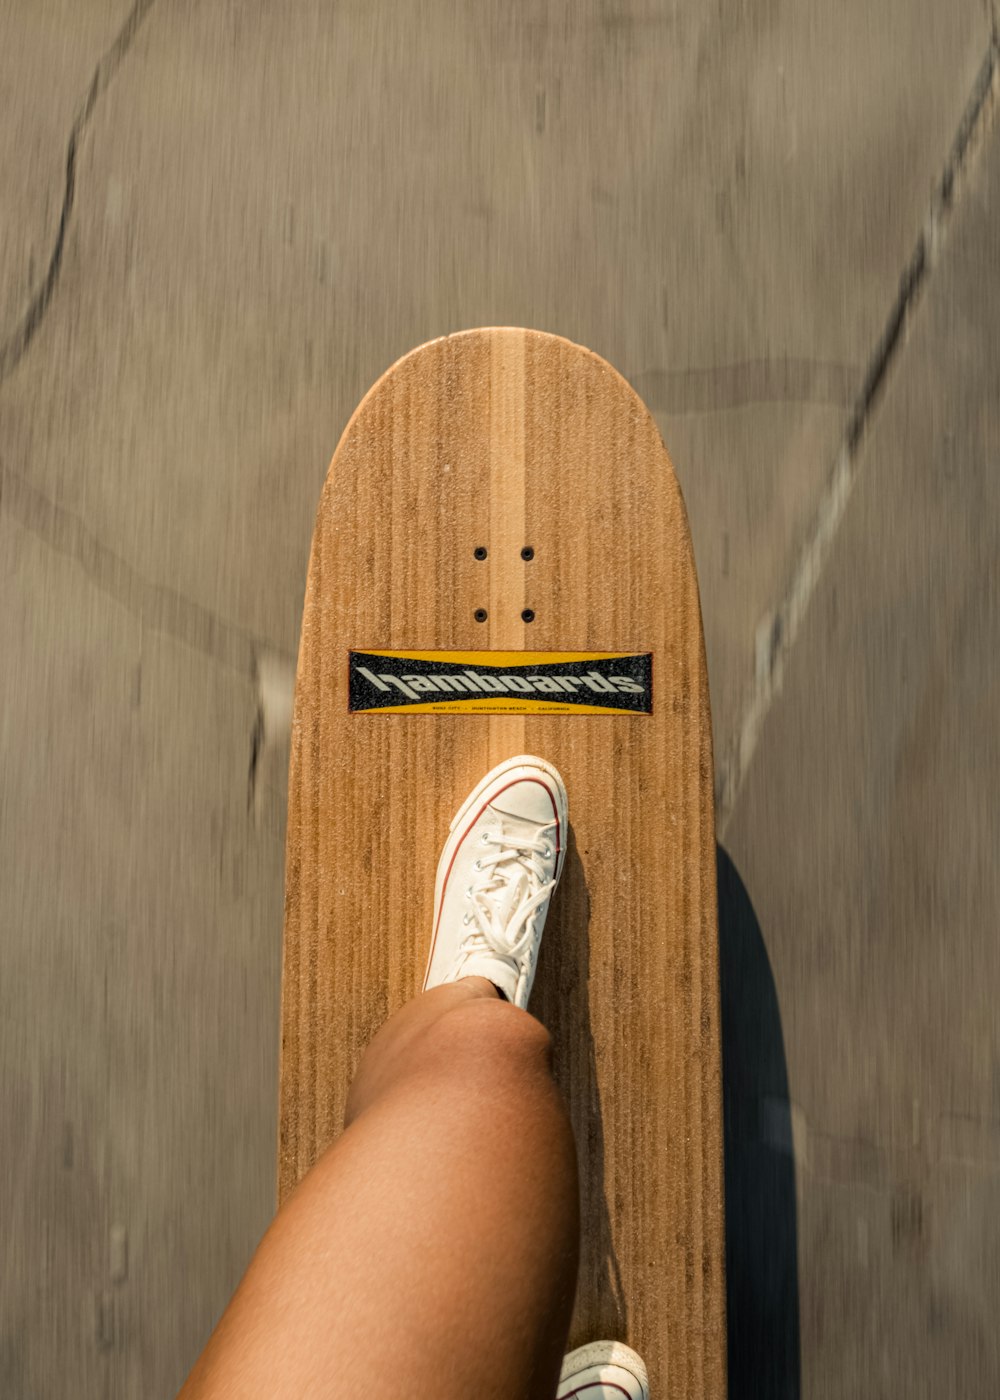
[178,977,580,1400]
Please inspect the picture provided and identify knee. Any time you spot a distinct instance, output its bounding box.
[345,991,558,1133]
[421,996,555,1080]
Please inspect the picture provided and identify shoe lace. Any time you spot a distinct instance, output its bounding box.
[459,820,558,969]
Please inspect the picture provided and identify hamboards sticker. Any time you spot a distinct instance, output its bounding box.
[349,650,653,714]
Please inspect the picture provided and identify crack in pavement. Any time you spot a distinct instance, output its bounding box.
[1,462,294,677]
[0,0,299,813]
[716,36,1000,836]
[0,0,158,383]
[633,357,860,415]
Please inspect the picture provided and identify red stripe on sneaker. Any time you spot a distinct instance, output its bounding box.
[424,776,561,988]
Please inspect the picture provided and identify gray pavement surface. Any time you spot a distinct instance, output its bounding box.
[1,1,998,1395]
[727,117,1000,1396]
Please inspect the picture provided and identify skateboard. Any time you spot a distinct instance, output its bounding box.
[278,328,726,1396]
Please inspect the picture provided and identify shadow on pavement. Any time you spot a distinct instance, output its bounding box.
[717,844,801,1399]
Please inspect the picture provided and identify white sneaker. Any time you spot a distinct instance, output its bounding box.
[557,1341,650,1399]
[422,755,568,1010]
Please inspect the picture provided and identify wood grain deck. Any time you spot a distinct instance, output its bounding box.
[278,327,726,1397]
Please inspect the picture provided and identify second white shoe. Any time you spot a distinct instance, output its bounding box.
[557,1341,650,1399]
[422,755,568,1010]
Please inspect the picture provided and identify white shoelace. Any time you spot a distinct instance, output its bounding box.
[459,821,558,971]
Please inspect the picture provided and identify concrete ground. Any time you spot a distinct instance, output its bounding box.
[1,1,998,1395]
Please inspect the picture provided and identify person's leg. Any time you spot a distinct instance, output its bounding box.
[178,975,580,1400]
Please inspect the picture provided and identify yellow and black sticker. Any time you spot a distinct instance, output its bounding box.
[349,650,652,715]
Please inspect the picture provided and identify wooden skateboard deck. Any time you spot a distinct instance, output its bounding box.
[278,328,726,1397]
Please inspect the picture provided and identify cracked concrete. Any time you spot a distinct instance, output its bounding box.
[2,0,999,1394]
[0,508,284,1397]
[726,113,1000,1393]
[1,463,282,673]
[717,39,1000,826]
[0,1,136,348]
[0,0,157,380]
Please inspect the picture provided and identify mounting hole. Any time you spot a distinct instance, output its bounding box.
[521,608,536,623]
[474,608,488,623]
[521,546,534,561]
[473,546,488,561]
